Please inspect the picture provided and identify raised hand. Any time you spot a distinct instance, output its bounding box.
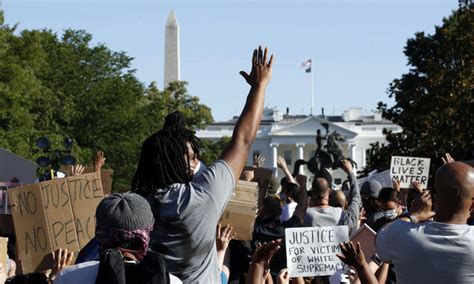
[71,164,85,176]
[277,268,290,284]
[411,181,423,194]
[276,156,288,170]
[94,151,106,172]
[216,224,236,252]
[441,153,455,164]
[337,241,367,270]
[393,178,401,192]
[253,154,265,168]
[341,159,353,174]
[240,46,273,87]
[409,190,435,223]
[50,248,75,280]
[252,239,282,266]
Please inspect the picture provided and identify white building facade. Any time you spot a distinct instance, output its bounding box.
[196,107,401,185]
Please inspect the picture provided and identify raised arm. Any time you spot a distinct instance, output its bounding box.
[277,156,296,184]
[220,46,273,181]
[340,160,361,229]
[292,175,308,223]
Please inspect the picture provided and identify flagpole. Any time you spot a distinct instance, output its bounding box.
[310,60,314,116]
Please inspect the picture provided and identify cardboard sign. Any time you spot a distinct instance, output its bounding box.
[350,224,377,262]
[66,172,104,248]
[390,156,430,189]
[8,183,53,273]
[8,172,104,273]
[40,179,79,252]
[219,180,258,241]
[0,237,7,274]
[61,166,113,195]
[285,226,349,277]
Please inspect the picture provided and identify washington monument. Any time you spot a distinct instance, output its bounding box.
[164,10,180,88]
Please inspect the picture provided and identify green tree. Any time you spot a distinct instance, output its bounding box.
[199,136,231,166]
[365,1,473,178]
[0,10,214,191]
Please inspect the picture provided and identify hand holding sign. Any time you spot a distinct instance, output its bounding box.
[390,156,430,189]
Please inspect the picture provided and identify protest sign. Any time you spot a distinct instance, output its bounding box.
[390,156,430,189]
[0,237,7,274]
[8,172,104,273]
[61,166,113,195]
[219,180,258,240]
[8,183,53,273]
[357,169,392,188]
[286,226,349,277]
[40,179,79,252]
[66,172,104,247]
[350,224,377,262]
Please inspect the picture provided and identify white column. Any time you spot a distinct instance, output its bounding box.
[296,143,305,174]
[270,143,279,177]
[361,148,367,168]
[350,144,357,161]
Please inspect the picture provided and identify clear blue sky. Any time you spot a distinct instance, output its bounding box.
[2,0,458,121]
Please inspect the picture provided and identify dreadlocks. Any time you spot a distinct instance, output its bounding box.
[132,111,201,196]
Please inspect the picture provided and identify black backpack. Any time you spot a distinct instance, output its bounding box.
[95,249,171,284]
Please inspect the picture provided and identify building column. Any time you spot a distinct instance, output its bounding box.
[270,143,279,177]
[296,143,305,174]
[350,143,357,161]
[361,148,366,168]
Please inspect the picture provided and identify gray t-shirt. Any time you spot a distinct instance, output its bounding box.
[376,219,474,284]
[304,172,361,231]
[148,160,235,284]
[304,206,343,227]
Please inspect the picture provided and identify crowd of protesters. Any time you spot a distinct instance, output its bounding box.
[1,47,473,284]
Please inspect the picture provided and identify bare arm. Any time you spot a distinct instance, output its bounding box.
[220,46,273,181]
[375,263,390,284]
[292,175,308,223]
[246,240,281,284]
[337,242,378,284]
[277,156,296,184]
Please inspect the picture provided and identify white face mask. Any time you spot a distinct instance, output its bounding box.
[384,208,398,220]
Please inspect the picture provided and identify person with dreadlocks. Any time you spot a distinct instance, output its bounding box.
[132,46,274,284]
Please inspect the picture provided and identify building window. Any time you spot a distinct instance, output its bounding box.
[362,127,376,131]
[284,150,292,165]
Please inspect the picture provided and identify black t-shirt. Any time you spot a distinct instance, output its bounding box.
[252,215,301,276]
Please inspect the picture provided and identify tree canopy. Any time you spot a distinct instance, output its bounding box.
[365,1,473,178]
[0,10,213,190]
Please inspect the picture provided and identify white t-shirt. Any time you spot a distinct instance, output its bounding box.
[376,219,474,284]
[54,260,182,284]
[280,202,297,222]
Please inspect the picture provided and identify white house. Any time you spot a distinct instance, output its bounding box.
[196,107,401,185]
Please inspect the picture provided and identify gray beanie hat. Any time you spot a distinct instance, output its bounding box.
[361,180,382,199]
[95,192,154,231]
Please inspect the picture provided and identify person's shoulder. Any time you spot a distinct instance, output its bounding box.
[283,215,302,228]
[378,219,416,238]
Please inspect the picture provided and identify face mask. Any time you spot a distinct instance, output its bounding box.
[384,208,398,220]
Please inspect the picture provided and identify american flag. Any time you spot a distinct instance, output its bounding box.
[301,59,312,73]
